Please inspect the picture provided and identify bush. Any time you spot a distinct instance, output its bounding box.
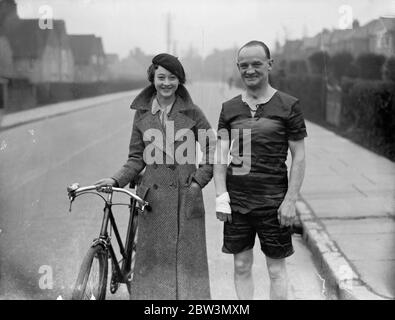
[344,63,359,78]
[308,51,331,75]
[36,79,147,106]
[288,60,308,75]
[271,73,327,123]
[340,78,395,159]
[355,53,386,80]
[330,52,354,81]
[383,57,395,82]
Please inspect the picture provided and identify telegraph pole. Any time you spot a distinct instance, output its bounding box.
[166,12,171,53]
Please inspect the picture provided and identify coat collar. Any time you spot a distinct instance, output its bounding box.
[131,84,197,161]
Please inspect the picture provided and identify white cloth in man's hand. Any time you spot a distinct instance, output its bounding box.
[216,192,231,214]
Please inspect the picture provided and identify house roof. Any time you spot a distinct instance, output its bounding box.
[379,17,395,32]
[69,35,105,65]
[329,29,354,43]
[2,18,68,59]
[336,17,395,41]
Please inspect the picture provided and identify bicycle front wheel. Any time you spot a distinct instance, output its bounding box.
[72,244,108,300]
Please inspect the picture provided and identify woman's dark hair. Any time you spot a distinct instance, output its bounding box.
[147,64,158,83]
[147,63,186,85]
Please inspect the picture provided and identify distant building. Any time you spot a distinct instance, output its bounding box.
[327,29,356,55]
[69,35,107,82]
[0,0,75,83]
[279,17,395,61]
[105,48,152,80]
[0,35,14,77]
[105,53,119,65]
[0,0,18,29]
[105,53,120,80]
[0,35,13,110]
[366,17,395,57]
[280,40,303,61]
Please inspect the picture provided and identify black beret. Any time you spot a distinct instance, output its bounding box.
[152,53,186,83]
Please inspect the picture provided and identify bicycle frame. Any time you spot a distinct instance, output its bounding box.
[94,193,138,285]
[67,184,148,289]
[67,183,150,299]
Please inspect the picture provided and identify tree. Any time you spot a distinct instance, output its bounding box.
[288,59,308,75]
[355,53,386,80]
[330,51,354,81]
[308,51,331,75]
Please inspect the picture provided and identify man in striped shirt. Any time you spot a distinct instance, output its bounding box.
[214,40,307,300]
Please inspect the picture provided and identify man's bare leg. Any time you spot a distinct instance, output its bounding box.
[234,249,254,299]
[266,256,288,300]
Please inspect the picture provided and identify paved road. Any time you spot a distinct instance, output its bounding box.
[0,82,330,300]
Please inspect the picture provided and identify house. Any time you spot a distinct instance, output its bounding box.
[0,0,18,29]
[328,18,395,57]
[0,1,75,83]
[319,29,334,52]
[366,17,395,57]
[0,77,9,111]
[279,16,395,63]
[106,49,151,80]
[4,19,75,83]
[0,35,14,77]
[106,53,119,65]
[105,53,121,80]
[69,35,107,82]
[0,36,13,111]
[281,39,303,61]
[302,34,322,57]
[328,29,355,55]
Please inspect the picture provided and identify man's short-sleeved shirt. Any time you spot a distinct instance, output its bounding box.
[217,90,307,214]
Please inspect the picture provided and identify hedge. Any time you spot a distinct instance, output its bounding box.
[36,79,147,106]
[340,78,395,158]
[270,74,327,123]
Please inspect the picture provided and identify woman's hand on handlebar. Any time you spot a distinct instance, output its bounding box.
[94,178,117,188]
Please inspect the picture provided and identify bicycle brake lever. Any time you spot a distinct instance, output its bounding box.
[69,199,74,213]
[139,202,151,213]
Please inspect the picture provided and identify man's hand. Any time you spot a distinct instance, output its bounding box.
[216,211,232,223]
[277,199,296,227]
[215,192,232,223]
[189,181,201,190]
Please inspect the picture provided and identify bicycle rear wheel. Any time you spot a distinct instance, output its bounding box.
[72,244,108,300]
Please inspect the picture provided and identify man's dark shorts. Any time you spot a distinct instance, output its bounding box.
[222,208,294,259]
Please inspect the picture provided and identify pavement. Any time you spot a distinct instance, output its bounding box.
[0,90,140,131]
[296,122,395,300]
[1,86,394,300]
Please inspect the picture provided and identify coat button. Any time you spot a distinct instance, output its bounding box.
[153,184,158,190]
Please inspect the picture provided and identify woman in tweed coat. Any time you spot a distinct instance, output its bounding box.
[95,53,215,300]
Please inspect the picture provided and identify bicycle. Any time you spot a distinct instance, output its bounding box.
[67,183,150,300]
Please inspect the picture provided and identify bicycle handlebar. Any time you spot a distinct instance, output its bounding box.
[67,183,150,211]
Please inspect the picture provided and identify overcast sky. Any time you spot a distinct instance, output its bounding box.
[16,0,395,59]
